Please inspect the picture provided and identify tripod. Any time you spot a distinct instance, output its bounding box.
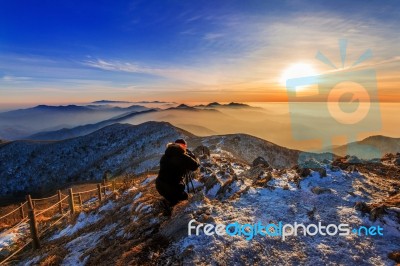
[184,171,196,193]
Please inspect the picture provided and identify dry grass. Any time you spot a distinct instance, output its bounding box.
[13,172,177,265]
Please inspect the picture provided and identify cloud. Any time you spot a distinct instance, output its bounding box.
[2,75,32,82]
[203,33,224,41]
[83,58,219,85]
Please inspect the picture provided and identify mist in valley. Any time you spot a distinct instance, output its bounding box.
[0,102,398,153]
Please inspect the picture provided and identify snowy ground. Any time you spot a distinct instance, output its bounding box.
[171,167,400,265]
[12,149,400,265]
[0,222,29,259]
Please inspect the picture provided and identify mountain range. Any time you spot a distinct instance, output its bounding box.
[0,104,150,140]
[0,121,311,201]
[330,135,400,159]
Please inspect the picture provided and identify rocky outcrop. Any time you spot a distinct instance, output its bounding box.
[252,156,269,167]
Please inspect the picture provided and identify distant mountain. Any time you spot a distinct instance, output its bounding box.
[0,105,93,116]
[197,102,254,109]
[26,109,157,141]
[137,100,171,104]
[167,104,197,111]
[175,124,217,136]
[330,135,400,159]
[0,104,149,140]
[206,102,222,107]
[0,104,148,116]
[92,100,132,104]
[85,105,150,113]
[226,102,250,107]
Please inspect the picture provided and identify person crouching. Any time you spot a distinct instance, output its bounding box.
[156,139,199,207]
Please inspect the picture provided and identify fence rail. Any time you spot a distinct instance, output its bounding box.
[0,177,136,265]
[0,202,27,221]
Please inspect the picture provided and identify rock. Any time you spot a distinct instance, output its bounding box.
[201,161,213,168]
[300,158,323,169]
[179,245,195,260]
[370,206,387,221]
[216,178,235,198]
[198,213,215,223]
[330,165,341,172]
[388,251,400,263]
[252,173,272,188]
[354,202,370,213]
[227,167,235,175]
[347,165,358,173]
[293,174,301,189]
[190,191,209,204]
[217,170,226,177]
[298,168,311,177]
[283,184,289,190]
[394,158,400,166]
[252,157,269,167]
[345,156,362,164]
[307,207,316,220]
[258,171,265,179]
[317,168,327,177]
[193,145,211,158]
[248,165,269,179]
[322,159,331,164]
[204,174,222,198]
[160,212,194,241]
[348,191,356,197]
[311,186,332,195]
[204,173,219,190]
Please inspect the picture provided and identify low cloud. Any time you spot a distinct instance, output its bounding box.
[83,58,220,85]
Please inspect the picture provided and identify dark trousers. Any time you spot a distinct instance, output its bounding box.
[156,179,188,206]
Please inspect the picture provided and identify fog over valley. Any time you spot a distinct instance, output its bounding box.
[0,102,398,155]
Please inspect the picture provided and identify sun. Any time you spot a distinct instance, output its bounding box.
[280,63,317,87]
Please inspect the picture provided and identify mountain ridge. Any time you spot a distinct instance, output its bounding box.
[0,121,304,201]
[328,135,400,159]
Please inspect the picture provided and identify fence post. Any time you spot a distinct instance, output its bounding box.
[57,190,63,214]
[20,202,25,219]
[97,184,103,202]
[68,188,75,214]
[102,180,107,197]
[78,193,82,206]
[26,195,40,249]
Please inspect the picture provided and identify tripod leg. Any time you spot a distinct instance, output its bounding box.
[190,178,195,193]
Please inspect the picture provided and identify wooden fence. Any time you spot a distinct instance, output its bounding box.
[0,179,128,265]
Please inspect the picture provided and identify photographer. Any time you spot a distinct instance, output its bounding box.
[155,139,199,208]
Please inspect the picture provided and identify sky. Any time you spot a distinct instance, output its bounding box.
[0,0,399,106]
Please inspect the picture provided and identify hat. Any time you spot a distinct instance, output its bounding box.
[175,138,187,145]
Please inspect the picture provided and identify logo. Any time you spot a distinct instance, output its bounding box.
[286,39,382,162]
[188,219,384,241]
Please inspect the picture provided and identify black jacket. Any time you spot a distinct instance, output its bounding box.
[156,143,199,185]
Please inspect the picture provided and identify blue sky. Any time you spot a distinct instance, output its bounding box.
[0,0,399,105]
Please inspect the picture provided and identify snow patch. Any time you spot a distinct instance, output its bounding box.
[141,175,156,186]
[62,223,117,266]
[51,212,101,240]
